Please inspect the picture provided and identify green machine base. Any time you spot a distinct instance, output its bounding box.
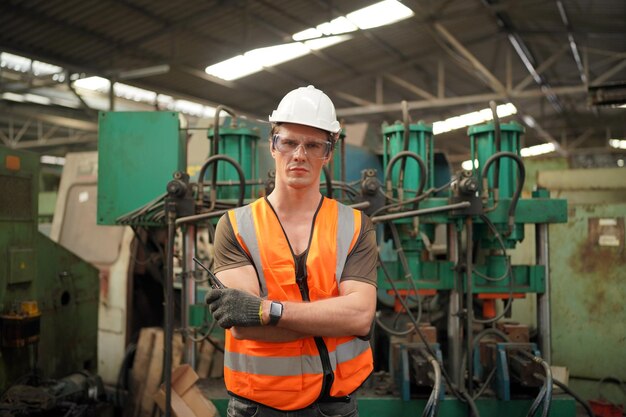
[210,397,576,416]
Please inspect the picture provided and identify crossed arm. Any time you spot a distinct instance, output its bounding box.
[215,264,376,342]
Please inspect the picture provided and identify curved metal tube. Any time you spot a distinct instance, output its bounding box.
[197,154,246,209]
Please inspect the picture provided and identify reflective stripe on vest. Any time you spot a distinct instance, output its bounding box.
[225,337,371,376]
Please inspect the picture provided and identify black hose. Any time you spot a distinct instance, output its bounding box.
[517,350,553,417]
[551,379,594,417]
[378,253,469,404]
[385,151,428,202]
[322,165,333,198]
[197,154,246,209]
[423,349,442,417]
[480,151,526,235]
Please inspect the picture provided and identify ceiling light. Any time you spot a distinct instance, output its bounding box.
[2,92,25,102]
[609,139,626,149]
[40,155,66,166]
[74,76,111,92]
[520,143,556,157]
[433,103,517,135]
[347,0,414,30]
[23,93,51,105]
[206,36,350,81]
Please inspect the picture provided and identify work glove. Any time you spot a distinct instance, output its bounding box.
[205,288,262,329]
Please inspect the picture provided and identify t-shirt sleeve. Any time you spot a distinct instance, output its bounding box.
[340,214,378,287]
[213,213,253,274]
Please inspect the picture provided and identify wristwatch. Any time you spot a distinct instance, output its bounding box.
[268,301,283,326]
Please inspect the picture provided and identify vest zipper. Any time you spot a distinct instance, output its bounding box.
[264,196,334,401]
[297,267,335,403]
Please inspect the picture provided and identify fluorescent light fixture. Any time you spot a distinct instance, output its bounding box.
[294,17,358,41]
[40,155,66,166]
[74,76,111,92]
[23,93,51,105]
[461,159,479,170]
[520,143,556,157]
[206,36,351,81]
[0,52,31,72]
[2,92,26,102]
[609,139,626,149]
[32,60,63,76]
[0,52,217,119]
[206,55,263,81]
[293,0,413,41]
[347,0,414,30]
[433,103,517,135]
[208,1,413,81]
[246,42,311,68]
[462,142,555,168]
[115,84,157,103]
[522,115,536,128]
[0,53,63,76]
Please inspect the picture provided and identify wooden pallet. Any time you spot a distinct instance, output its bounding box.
[126,327,221,417]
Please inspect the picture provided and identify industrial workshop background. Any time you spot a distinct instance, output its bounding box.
[0,1,624,417]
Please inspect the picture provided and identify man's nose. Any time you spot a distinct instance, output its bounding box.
[292,143,307,158]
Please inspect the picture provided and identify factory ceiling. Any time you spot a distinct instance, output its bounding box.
[0,0,625,164]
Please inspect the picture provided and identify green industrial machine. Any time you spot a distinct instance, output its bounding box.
[97,106,583,417]
[0,145,100,408]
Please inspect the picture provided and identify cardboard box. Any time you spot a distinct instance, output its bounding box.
[154,365,219,417]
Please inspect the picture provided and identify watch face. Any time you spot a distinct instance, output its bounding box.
[270,301,283,317]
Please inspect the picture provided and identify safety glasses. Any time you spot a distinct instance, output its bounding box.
[272,134,332,159]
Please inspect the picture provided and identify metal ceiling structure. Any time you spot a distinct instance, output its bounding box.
[1,0,625,163]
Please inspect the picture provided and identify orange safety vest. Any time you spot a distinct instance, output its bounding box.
[224,197,373,410]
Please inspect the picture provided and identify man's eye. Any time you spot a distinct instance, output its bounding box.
[305,142,324,150]
[281,139,298,147]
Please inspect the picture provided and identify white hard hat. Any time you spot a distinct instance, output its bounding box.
[269,85,341,133]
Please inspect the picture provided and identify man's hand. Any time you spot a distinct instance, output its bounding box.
[205,288,262,329]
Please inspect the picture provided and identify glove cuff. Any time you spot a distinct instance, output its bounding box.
[245,298,263,326]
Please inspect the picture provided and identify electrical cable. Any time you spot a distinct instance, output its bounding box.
[516,350,552,417]
[378,253,473,406]
[422,349,442,417]
[322,165,333,198]
[550,378,594,417]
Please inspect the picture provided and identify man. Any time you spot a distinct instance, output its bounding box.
[205,85,378,417]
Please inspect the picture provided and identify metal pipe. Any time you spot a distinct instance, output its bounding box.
[536,223,551,362]
[371,201,470,224]
[447,223,463,387]
[183,225,197,367]
[164,207,176,417]
[465,217,474,396]
[176,209,229,226]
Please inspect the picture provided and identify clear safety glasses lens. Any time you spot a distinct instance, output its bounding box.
[272,135,331,159]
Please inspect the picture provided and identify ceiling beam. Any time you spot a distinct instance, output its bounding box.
[513,44,569,91]
[336,85,586,117]
[384,74,436,100]
[433,22,507,94]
